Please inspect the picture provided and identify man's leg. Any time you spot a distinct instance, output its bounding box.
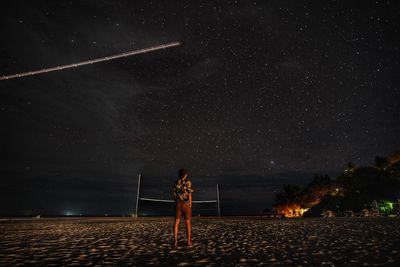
[185,219,192,246]
[174,202,182,247]
[173,218,180,246]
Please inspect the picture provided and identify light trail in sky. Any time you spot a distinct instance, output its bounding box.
[0,42,181,81]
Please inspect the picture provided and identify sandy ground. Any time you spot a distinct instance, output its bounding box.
[0,217,399,266]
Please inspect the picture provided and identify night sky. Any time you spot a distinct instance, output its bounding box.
[1,1,399,215]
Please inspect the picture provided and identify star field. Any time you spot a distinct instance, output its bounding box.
[0,0,399,215]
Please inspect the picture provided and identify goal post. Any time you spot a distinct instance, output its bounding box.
[217,183,221,217]
[134,173,141,218]
[134,174,221,217]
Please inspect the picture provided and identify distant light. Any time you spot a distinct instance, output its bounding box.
[64,210,80,216]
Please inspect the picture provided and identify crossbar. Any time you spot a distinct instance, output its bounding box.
[139,197,217,203]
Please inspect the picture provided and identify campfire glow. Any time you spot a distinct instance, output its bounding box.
[274,180,339,218]
[274,203,309,218]
[275,187,339,218]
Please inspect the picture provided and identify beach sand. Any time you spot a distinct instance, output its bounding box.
[0,217,399,266]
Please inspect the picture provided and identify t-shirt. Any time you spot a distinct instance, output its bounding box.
[173,178,194,202]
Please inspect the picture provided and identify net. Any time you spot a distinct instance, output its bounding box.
[134,174,220,217]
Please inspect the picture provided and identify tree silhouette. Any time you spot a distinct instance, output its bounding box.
[375,156,389,170]
[274,152,400,217]
[344,162,357,176]
[275,184,302,205]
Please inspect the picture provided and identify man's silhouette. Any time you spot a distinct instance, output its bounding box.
[173,168,194,247]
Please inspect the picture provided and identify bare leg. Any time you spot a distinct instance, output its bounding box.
[185,219,192,246]
[173,219,180,246]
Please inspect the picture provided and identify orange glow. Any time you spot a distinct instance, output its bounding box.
[274,185,340,218]
[274,203,309,218]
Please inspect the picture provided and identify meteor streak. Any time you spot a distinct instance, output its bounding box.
[0,42,180,81]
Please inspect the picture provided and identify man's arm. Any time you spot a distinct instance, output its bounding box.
[189,194,192,207]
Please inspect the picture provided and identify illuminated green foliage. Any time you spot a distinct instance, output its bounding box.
[378,200,394,214]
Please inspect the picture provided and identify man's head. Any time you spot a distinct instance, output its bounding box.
[178,168,188,179]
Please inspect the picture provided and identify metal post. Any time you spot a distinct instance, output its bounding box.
[135,174,141,218]
[216,183,221,217]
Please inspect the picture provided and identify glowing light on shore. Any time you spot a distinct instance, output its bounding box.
[274,203,309,218]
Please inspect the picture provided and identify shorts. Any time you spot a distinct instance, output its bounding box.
[175,201,192,220]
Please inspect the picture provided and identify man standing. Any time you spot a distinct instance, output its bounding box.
[173,168,194,247]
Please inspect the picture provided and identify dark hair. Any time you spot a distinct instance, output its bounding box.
[178,168,188,178]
